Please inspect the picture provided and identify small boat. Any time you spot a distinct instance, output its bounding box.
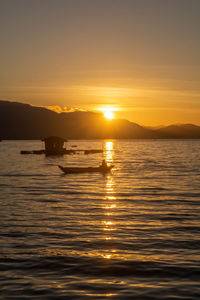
[58,164,113,174]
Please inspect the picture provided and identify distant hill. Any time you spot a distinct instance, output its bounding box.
[157,124,200,139]
[0,100,200,139]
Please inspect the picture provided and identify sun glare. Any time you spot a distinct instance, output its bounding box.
[104,111,114,120]
[98,107,119,120]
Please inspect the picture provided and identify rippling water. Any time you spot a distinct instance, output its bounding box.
[0,140,200,299]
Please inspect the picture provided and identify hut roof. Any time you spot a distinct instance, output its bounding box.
[42,136,67,142]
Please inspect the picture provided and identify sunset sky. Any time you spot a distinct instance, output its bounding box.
[0,0,199,125]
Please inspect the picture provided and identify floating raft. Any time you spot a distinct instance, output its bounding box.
[20,136,103,156]
[20,149,103,155]
[21,150,45,155]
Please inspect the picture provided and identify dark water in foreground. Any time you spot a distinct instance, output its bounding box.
[0,140,200,299]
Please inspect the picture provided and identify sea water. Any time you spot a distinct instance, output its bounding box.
[0,140,200,299]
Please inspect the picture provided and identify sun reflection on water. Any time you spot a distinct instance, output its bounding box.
[101,141,118,259]
[104,140,114,164]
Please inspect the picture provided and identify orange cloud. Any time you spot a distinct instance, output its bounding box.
[45,105,86,113]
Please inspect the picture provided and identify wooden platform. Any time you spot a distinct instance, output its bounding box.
[20,149,103,155]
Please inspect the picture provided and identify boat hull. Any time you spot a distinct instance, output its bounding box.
[58,165,113,174]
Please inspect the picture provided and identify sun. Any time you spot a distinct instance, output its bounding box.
[98,107,118,120]
[104,110,114,120]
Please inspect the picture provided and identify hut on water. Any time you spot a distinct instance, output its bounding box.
[42,136,67,155]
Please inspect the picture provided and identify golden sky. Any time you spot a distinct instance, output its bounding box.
[0,0,199,125]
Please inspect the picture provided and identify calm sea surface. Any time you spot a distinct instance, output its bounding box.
[0,140,200,299]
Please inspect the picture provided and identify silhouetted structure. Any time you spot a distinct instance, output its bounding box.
[20,136,103,156]
[42,136,67,155]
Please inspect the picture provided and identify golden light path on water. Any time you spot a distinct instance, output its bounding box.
[102,141,117,260]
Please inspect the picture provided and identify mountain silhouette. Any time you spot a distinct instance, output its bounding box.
[157,124,200,138]
[0,100,200,139]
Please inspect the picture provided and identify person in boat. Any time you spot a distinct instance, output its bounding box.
[100,159,108,169]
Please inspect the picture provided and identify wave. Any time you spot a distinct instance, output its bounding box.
[1,255,200,281]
